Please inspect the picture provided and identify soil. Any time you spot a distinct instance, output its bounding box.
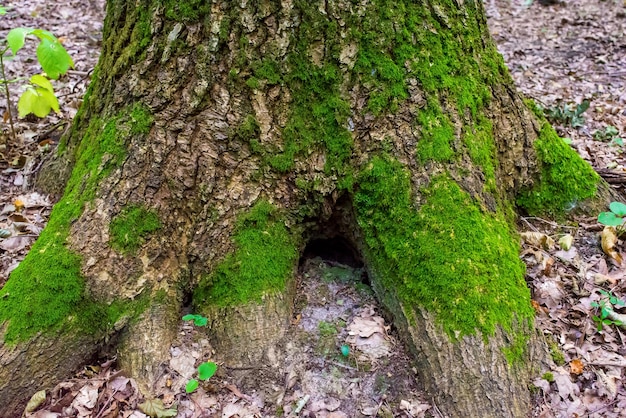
[2,1,626,417]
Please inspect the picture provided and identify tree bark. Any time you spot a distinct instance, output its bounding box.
[0,0,607,416]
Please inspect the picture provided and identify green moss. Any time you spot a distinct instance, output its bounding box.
[548,339,566,366]
[463,115,497,190]
[517,123,599,216]
[129,102,154,135]
[542,372,555,383]
[252,59,282,85]
[110,205,162,254]
[194,201,299,307]
[502,333,529,365]
[415,102,455,163]
[163,0,210,22]
[354,156,533,339]
[352,0,500,117]
[235,114,260,142]
[0,103,154,343]
[246,77,260,90]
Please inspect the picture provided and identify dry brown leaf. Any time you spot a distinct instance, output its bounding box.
[24,390,46,413]
[569,359,584,375]
[593,273,617,285]
[521,232,555,250]
[601,226,623,264]
[137,399,177,418]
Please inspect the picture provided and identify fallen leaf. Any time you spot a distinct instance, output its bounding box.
[222,402,252,418]
[399,399,431,416]
[24,390,46,413]
[601,226,622,264]
[0,235,32,252]
[521,232,556,250]
[138,399,177,418]
[569,359,584,375]
[559,234,574,250]
[595,369,618,398]
[13,199,24,211]
[593,273,617,285]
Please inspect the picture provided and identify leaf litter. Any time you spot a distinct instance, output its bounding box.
[3,0,626,417]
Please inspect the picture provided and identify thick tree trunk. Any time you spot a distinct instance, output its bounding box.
[0,0,607,416]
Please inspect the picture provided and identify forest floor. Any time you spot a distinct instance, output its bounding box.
[1,0,626,417]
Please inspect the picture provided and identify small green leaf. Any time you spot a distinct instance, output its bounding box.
[197,361,217,380]
[30,29,56,42]
[193,316,207,327]
[36,36,73,79]
[6,27,32,55]
[340,344,350,357]
[609,202,626,217]
[185,379,199,393]
[182,314,208,326]
[0,6,7,15]
[598,211,624,227]
[17,87,59,118]
[30,74,53,92]
[576,100,590,116]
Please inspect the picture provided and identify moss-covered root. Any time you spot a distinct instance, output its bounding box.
[353,155,537,416]
[116,289,181,392]
[193,201,300,367]
[354,156,533,339]
[517,123,601,216]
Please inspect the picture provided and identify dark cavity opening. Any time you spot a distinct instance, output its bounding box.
[301,236,363,268]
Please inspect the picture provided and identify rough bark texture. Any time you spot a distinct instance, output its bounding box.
[0,0,606,416]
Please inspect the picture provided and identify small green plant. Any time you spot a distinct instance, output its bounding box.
[181,314,218,393]
[541,372,555,383]
[185,361,218,393]
[593,125,624,147]
[543,100,590,128]
[597,201,626,233]
[182,313,208,327]
[591,290,625,331]
[0,6,74,142]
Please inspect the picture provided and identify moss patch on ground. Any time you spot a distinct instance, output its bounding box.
[354,156,533,339]
[194,200,299,308]
[110,205,162,254]
[517,123,599,216]
[0,103,154,343]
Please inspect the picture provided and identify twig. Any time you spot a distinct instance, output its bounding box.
[328,360,358,371]
[521,216,578,230]
[0,50,16,144]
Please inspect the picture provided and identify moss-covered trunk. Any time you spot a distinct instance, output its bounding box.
[0,0,607,416]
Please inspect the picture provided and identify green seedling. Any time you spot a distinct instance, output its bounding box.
[591,290,625,331]
[598,202,626,233]
[594,125,624,148]
[185,361,218,393]
[0,6,74,144]
[544,100,589,128]
[182,313,208,327]
[181,314,217,394]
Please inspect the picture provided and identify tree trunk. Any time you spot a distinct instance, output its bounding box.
[0,0,608,416]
